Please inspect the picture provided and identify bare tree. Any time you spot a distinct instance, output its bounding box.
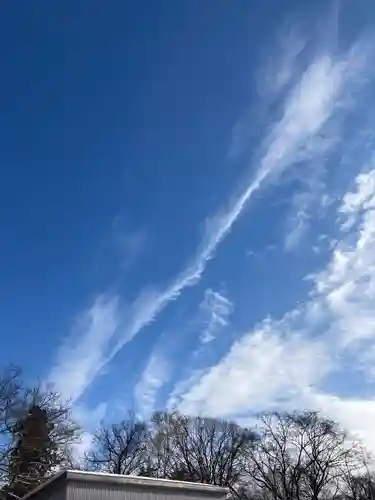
[0,367,23,466]
[146,411,256,492]
[244,411,365,500]
[341,474,375,500]
[143,411,176,478]
[338,451,375,500]
[85,413,149,475]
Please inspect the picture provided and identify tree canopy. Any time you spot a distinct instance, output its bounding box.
[0,365,373,500]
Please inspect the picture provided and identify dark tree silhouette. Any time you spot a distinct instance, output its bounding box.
[85,413,149,475]
[244,411,365,500]
[146,411,257,493]
[0,370,79,500]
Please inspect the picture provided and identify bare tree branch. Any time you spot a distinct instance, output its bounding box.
[85,412,148,475]
[244,411,367,500]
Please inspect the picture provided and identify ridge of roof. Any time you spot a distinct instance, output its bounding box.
[20,469,229,500]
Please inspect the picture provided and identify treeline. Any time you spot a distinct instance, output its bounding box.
[84,410,375,500]
[0,365,374,500]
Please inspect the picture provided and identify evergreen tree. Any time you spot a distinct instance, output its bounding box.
[0,386,80,500]
[6,405,57,499]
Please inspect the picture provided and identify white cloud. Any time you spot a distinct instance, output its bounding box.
[104,33,360,370]
[284,167,329,251]
[134,289,232,416]
[177,319,330,419]
[199,289,233,344]
[49,28,373,405]
[70,402,108,462]
[264,27,306,95]
[73,401,107,430]
[70,432,94,463]
[174,164,375,452]
[112,223,147,272]
[283,34,375,251]
[46,295,120,402]
[134,351,170,418]
[314,167,375,349]
[167,368,206,411]
[284,203,310,251]
[339,169,375,231]
[230,25,306,160]
[301,390,375,452]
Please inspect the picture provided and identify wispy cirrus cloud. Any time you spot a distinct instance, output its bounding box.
[199,289,233,345]
[111,220,147,272]
[176,320,330,418]
[134,288,232,416]
[283,171,329,251]
[101,31,363,370]
[173,163,375,451]
[48,24,374,405]
[134,349,171,418]
[70,402,108,460]
[46,295,120,402]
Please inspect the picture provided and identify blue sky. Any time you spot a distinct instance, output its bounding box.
[3,0,375,455]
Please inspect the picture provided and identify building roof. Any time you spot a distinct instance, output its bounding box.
[21,470,229,500]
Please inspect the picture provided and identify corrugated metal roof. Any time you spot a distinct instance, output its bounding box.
[20,470,229,500]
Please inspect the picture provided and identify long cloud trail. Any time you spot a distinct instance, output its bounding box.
[48,33,372,403]
[103,51,356,376]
